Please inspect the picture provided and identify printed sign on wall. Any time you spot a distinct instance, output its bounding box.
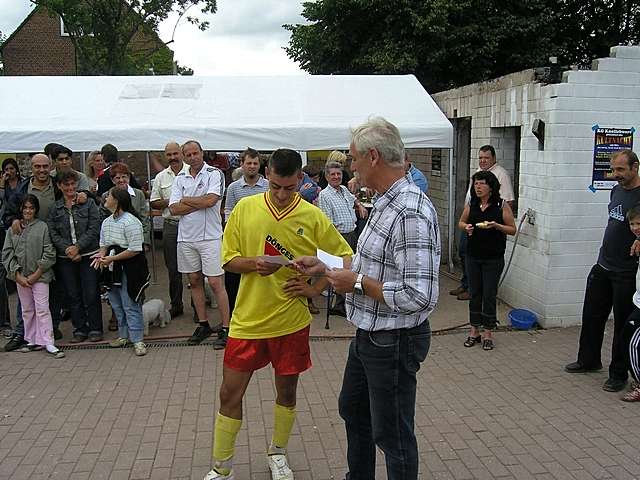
[591,125,634,190]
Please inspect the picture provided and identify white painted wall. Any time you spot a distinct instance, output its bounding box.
[433,45,640,327]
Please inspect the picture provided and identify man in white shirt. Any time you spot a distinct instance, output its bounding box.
[169,140,230,349]
[451,145,515,300]
[150,142,189,318]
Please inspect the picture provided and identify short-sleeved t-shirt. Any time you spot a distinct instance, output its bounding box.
[222,192,353,340]
[169,165,224,242]
[598,184,640,272]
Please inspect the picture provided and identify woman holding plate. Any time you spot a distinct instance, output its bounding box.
[458,170,516,350]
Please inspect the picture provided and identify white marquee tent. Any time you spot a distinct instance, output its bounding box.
[0,74,452,152]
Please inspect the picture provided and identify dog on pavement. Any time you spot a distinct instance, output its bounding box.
[142,299,171,336]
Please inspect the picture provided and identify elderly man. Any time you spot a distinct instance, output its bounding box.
[318,160,368,316]
[451,145,515,301]
[3,154,90,351]
[170,140,230,349]
[223,148,268,316]
[566,149,640,392]
[297,117,440,480]
[150,142,189,318]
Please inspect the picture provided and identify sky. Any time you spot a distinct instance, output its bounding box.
[0,0,307,75]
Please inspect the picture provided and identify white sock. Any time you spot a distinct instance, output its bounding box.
[45,345,59,353]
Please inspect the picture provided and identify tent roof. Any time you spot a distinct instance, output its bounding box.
[0,74,453,152]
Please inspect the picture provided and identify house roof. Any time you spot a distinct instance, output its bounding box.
[0,6,40,51]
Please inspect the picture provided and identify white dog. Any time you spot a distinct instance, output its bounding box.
[142,299,171,336]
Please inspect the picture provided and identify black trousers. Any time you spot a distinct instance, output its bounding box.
[466,255,504,330]
[622,307,640,382]
[577,264,635,381]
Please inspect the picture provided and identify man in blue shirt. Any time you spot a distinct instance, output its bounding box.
[405,160,429,194]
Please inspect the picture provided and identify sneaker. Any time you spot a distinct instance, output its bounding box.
[46,348,65,359]
[267,453,294,480]
[134,342,147,356]
[564,361,603,373]
[109,337,129,348]
[4,335,27,352]
[621,386,640,402]
[203,467,234,479]
[213,329,228,350]
[189,324,213,344]
[69,334,88,344]
[19,344,44,353]
[603,378,627,392]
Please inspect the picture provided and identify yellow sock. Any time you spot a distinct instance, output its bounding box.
[213,412,242,470]
[271,403,296,450]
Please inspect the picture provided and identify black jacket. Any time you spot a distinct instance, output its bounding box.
[103,245,150,303]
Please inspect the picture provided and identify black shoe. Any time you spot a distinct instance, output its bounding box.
[603,378,627,392]
[328,308,347,317]
[4,335,27,352]
[213,328,228,350]
[564,361,603,373]
[53,328,63,341]
[188,324,213,344]
[88,333,103,342]
[170,306,184,319]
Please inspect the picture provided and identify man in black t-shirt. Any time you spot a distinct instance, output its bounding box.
[566,149,640,393]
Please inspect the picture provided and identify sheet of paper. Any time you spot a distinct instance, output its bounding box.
[259,255,292,266]
[317,248,344,270]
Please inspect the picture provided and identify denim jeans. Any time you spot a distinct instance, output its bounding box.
[466,255,505,330]
[577,264,635,381]
[57,257,102,336]
[108,271,144,343]
[339,322,431,480]
[458,231,468,290]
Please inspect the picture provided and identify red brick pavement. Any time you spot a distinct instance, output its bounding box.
[1,327,640,479]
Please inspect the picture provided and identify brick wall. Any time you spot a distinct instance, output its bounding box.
[2,8,75,76]
[433,45,640,327]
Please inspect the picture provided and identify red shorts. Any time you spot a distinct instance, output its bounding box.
[223,326,312,376]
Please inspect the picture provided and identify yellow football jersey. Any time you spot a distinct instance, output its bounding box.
[222,192,353,339]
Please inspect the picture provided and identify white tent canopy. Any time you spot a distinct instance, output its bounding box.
[0,74,452,152]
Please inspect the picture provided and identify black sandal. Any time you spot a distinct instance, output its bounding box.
[482,338,494,350]
[463,335,481,347]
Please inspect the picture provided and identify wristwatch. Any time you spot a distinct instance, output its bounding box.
[354,273,364,294]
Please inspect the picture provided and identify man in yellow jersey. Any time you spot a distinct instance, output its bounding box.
[204,149,353,480]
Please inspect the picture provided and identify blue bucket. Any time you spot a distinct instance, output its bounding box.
[508,309,537,330]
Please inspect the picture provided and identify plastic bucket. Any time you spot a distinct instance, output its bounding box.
[508,309,537,330]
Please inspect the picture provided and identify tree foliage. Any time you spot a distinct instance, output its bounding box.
[0,30,5,75]
[285,0,640,92]
[32,0,216,75]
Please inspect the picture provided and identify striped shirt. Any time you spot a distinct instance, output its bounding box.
[318,185,357,233]
[100,212,144,252]
[169,165,225,242]
[346,176,440,331]
[224,175,269,216]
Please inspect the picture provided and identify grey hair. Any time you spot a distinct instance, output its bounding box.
[351,117,405,167]
[324,160,343,174]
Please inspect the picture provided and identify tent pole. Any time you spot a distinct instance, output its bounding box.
[81,151,86,173]
[447,148,455,273]
[146,151,157,284]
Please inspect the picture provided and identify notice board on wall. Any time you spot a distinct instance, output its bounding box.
[591,126,634,190]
